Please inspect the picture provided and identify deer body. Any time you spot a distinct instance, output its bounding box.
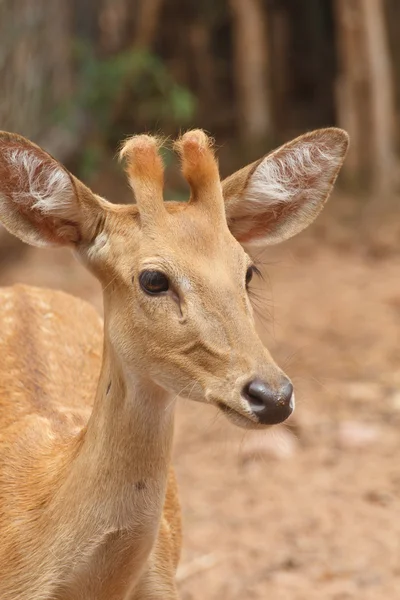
[0,128,348,598]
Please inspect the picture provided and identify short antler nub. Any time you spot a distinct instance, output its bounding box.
[174,130,223,212]
[119,134,165,219]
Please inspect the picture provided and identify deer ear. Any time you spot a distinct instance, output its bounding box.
[222,128,349,246]
[0,132,105,248]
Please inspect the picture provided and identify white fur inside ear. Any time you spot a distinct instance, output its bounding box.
[86,231,109,260]
[6,148,77,220]
[246,140,343,209]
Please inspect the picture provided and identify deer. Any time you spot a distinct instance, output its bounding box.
[0,127,348,599]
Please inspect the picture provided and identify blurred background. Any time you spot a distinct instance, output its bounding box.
[1,1,400,599]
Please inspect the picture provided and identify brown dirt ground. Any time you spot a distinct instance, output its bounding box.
[0,194,399,600]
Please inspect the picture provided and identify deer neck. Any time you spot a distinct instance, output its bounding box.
[56,326,176,533]
[43,324,176,596]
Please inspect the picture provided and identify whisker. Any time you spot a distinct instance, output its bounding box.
[185,381,198,402]
[164,381,196,412]
[102,273,119,293]
[280,348,305,369]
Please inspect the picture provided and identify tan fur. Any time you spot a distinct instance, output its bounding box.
[0,285,181,599]
[174,130,226,221]
[0,128,348,599]
[119,135,165,220]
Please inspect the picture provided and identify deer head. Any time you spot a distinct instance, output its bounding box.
[0,128,348,429]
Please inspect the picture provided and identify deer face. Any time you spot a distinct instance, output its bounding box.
[0,129,348,429]
[90,200,281,429]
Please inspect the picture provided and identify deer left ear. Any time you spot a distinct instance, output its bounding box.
[0,131,107,248]
[222,128,349,246]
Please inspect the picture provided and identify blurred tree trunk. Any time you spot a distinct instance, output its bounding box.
[74,0,100,47]
[269,6,290,143]
[229,0,271,145]
[385,0,400,133]
[189,20,218,128]
[134,0,164,48]
[334,0,396,193]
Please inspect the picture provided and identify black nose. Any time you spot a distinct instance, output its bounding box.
[242,378,294,424]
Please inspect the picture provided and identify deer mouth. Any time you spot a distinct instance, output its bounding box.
[216,401,263,429]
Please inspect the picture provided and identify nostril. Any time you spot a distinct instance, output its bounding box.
[243,379,274,413]
[280,380,294,408]
[242,378,294,425]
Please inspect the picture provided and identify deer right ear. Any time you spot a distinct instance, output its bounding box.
[0,132,105,248]
[222,128,349,247]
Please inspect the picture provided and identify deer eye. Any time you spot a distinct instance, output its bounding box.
[139,270,169,295]
[245,265,261,288]
[245,266,254,287]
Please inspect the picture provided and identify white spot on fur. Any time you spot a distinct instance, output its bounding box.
[6,148,76,219]
[89,232,109,259]
[177,276,191,292]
